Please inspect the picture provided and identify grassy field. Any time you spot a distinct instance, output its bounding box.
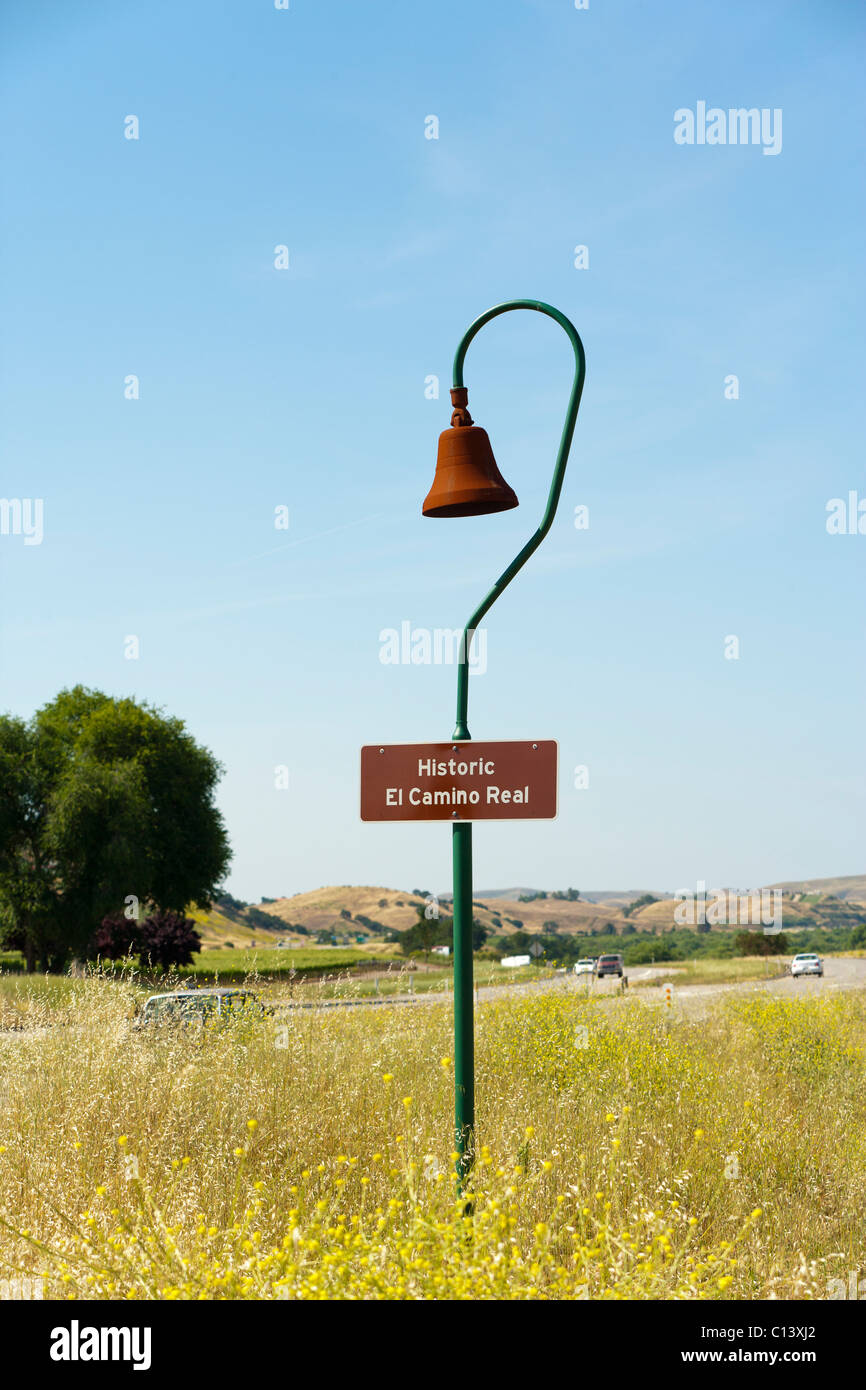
[177,946,384,982]
[0,946,392,985]
[0,969,864,1299]
[281,960,560,999]
[0,947,559,997]
[629,957,790,989]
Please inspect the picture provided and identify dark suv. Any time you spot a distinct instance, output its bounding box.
[596,953,624,978]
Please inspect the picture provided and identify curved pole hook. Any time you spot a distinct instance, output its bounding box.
[451,300,587,740]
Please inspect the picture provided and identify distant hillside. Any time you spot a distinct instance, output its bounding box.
[249,874,866,941]
[254,886,633,940]
[249,886,467,940]
[624,892,866,934]
[191,892,288,948]
[472,887,540,900]
[465,875,865,908]
[766,874,866,903]
[463,887,671,905]
[579,889,673,907]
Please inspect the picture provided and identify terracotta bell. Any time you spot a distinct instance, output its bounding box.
[422,388,518,518]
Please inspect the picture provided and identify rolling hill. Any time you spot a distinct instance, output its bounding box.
[765,873,866,902]
[194,873,866,945]
[218,884,627,941]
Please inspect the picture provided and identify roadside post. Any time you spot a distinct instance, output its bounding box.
[361,301,586,1189]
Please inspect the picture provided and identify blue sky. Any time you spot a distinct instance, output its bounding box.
[1,0,863,901]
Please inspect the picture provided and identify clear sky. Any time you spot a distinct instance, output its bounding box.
[1,0,863,902]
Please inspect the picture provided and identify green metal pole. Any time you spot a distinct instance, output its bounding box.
[448,300,586,1192]
[452,818,474,1187]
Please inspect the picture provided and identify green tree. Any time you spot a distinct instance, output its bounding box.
[0,686,231,971]
[400,906,487,957]
[622,939,677,965]
[734,930,788,957]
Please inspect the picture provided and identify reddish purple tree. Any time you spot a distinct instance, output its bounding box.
[140,911,202,969]
[92,913,142,960]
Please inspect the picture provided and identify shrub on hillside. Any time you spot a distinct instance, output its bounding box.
[622,894,659,919]
[354,915,385,934]
[244,906,284,933]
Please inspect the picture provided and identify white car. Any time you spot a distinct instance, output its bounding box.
[791,952,823,979]
[573,958,597,976]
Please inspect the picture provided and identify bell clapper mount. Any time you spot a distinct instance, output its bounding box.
[449,386,473,428]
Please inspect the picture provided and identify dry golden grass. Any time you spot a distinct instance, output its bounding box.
[0,973,863,1299]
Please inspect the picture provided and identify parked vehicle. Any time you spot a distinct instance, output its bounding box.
[573,958,597,976]
[137,988,269,1027]
[790,952,823,979]
[596,953,624,979]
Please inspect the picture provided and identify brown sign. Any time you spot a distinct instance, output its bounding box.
[360,741,558,822]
